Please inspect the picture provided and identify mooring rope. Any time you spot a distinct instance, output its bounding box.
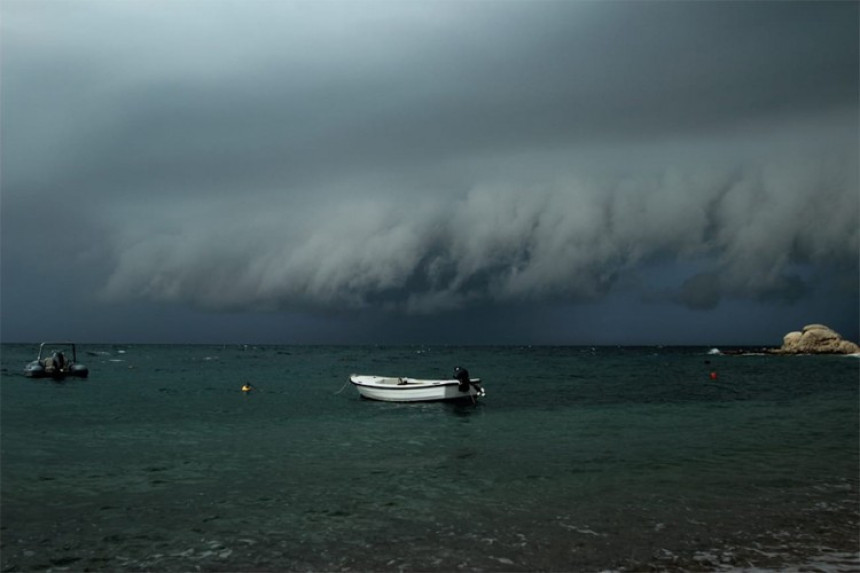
[334,378,351,395]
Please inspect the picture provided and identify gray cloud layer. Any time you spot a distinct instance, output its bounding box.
[2,1,857,336]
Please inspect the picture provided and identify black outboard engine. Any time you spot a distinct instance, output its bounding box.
[454,366,471,392]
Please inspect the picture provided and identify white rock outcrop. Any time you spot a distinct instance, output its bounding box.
[777,324,860,354]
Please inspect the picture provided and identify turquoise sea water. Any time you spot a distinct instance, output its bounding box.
[1,344,858,572]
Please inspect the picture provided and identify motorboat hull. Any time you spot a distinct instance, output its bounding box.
[349,375,485,403]
[24,362,89,379]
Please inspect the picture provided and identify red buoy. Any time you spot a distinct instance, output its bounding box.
[709,371,718,380]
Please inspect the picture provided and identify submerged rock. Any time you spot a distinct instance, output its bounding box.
[774,324,860,355]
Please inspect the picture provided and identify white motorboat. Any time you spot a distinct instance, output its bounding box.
[350,367,485,403]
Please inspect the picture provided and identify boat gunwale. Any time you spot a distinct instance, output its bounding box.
[349,375,481,390]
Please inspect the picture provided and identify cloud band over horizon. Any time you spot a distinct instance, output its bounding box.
[2,1,857,343]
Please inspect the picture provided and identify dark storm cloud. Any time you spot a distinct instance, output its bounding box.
[1,1,857,340]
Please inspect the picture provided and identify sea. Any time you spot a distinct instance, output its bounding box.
[1,344,858,572]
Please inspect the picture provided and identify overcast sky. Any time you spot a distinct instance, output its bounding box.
[1,0,858,345]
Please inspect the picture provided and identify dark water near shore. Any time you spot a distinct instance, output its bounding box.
[1,344,858,572]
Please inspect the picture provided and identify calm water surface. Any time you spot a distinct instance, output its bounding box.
[1,344,858,571]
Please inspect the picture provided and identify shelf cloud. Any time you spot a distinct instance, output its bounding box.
[2,1,857,343]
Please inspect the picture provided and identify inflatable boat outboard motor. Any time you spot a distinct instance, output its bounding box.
[454,366,471,392]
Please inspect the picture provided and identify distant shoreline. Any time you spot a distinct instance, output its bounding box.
[717,347,860,357]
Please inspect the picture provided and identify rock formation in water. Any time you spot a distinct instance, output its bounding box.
[773,324,860,355]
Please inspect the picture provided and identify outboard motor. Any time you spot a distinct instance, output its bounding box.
[52,351,66,373]
[454,366,471,392]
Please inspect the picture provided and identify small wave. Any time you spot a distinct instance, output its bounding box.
[707,348,722,355]
[754,550,859,573]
